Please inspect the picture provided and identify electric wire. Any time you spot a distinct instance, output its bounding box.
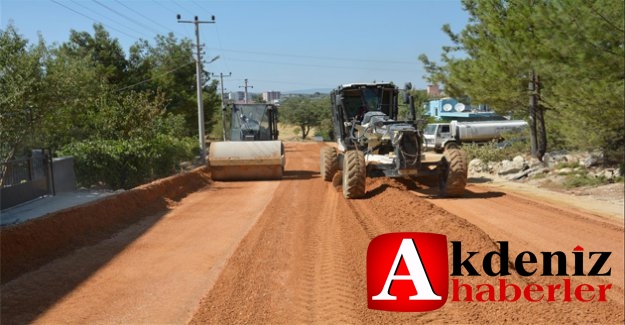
[49,0,141,40]
[153,0,194,40]
[112,0,176,35]
[170,0,196,17]
[68,0,146,38]
[92,0,162,35]
[230,78,332,88]
[212,25,233,77]
[225,57,413,72]
[114,61,195,92]
[205,47,416,65]
[191,0,209,13]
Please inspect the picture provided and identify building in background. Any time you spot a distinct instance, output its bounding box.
[426,84,441,98]
[228,91,245,102]
[262,91,281,103]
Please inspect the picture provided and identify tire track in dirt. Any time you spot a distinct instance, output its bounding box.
[192,143,624,324]
[189,143,369,324]
[416,183,624,305]
[351,178,623,324]
[294,187,363,324]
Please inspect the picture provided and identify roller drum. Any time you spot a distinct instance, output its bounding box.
[208,140,285,181]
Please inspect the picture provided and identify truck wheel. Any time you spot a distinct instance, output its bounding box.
[444,141,460,151]
[320,147,338,181]
[439,147,467,197]
[342,150,366,199]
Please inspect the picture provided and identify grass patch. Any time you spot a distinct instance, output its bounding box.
[554,161,580,169]
[562,174,609,189]
[463,139,529,163]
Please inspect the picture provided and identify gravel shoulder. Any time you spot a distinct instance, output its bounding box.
[470,172,624,221]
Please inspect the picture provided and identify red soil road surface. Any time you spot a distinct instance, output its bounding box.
[1,142,623,324]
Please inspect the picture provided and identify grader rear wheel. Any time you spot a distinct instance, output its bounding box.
[439,147,468,197]
[320,147,339,181]
[342,150,366,199]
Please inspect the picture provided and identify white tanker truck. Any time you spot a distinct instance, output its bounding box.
[423,120,528,152]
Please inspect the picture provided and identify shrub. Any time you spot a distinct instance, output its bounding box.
[59,135,196,189]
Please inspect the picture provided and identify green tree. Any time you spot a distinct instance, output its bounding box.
[280,95,330,139]
[61,24,128,86]
[57,89,195,189]
[419,0,547,157]
[419,0,624,164]
[1,23,220,188]
[127,33,220,137]
[533,1,624,163]
[39,44,102,149]
[0,23,47,163]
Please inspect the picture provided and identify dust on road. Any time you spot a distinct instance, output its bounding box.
[2,142,623,324]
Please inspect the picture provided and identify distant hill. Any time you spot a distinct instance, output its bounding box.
[282,88,332,95]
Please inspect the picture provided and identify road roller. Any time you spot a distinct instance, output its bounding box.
[208,103,285,181]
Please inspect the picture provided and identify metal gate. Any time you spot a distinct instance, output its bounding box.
[1,149,55,210]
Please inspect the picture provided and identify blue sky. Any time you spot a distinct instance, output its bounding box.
[1,0,469,93]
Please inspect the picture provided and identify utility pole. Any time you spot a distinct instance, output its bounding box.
[177,14,215,164]
[239,78,254,104]
[211,72,232,141]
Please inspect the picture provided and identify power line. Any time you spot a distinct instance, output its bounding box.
[230,78,331,88]
[171,1,196,17]
[92,0,162,35]
[212,25,233,74]
[225,58,413,72]
[177,14,216,164]
[49,0,141,40]
[239,78,254,103]
[68,0,146,38]
[191,0,210,13]
[153,0,194,40]
[205,47,417,65]
[114,61,195,92]
[211,72,232,140]
[113,0,175,34]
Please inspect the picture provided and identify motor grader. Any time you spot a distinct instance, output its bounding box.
[208,103,285,181]
[320,83,467,198]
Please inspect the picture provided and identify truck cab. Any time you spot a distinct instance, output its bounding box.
[423,123,452,152]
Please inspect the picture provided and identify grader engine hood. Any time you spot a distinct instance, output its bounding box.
[356,112,421,177]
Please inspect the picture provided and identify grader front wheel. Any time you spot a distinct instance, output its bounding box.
[320,147,339,181]
[438,147,468,197]
[342,150,366,199]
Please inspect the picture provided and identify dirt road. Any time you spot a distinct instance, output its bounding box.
[2,142,623,324]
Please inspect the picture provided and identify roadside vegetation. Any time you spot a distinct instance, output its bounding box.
[1,23,221,188]
[279,93,331,140]
[2,1,622,190]
[419,0,624,170]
